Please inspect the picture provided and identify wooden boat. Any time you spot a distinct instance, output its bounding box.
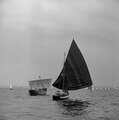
[28,77,51,96]
[52,39,93,100]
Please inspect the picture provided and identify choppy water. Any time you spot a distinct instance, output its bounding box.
[0,87,119,120]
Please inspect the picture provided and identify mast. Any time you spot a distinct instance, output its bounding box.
[62,52,66,90]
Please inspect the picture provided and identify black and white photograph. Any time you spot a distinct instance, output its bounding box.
[0,0,119,120]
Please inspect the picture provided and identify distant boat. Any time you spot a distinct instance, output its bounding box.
[28,76,51,96]
[88,86,93,92]
[10,80,13,90]
[52,39,93,100]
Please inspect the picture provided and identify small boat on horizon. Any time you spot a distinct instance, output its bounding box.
[52,39,93,100]
[28,76,51,96]
[10,80,13,90]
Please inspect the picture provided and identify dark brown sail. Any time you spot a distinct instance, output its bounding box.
[52,39,93,90]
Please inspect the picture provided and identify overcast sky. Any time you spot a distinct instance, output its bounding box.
[0,0,119,87]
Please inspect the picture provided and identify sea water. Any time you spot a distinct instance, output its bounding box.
[0,87,119,120]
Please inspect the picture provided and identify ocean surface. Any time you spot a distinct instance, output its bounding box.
[0,87,119,120]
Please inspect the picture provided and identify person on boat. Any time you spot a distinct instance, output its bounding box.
[55,90,61,95]
[55,90,69,96]
[62,90,69,95]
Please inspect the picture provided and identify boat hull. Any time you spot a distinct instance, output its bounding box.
[29,88,47,96]
[52,95,69,100]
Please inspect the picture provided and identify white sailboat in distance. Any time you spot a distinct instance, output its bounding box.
[10,80,13,90]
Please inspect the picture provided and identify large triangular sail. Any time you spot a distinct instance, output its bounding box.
[52,39,93,90]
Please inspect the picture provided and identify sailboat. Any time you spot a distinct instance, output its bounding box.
[52,39,93,100]
[28,76,51,96]
[88,86,93,92]
[10,80,13,90]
